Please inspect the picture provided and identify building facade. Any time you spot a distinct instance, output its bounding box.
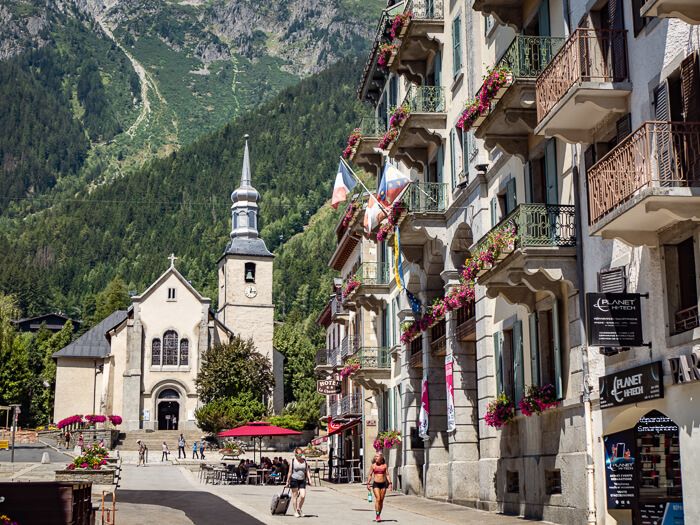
[320,1,700,524]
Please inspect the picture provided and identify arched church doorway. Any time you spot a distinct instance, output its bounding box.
[157,388,180,430]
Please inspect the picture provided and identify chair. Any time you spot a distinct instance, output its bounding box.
[247,467,260,485]
[350,462,363,483]
[310,466,321,486]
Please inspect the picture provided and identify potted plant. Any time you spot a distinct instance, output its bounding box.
[485,393,515,428]
[518,384,558,416]
[339,358,361,378]
[303,444,323,458]
[219,439,245,457]
[55,443,116,484]
[373,430,401,451]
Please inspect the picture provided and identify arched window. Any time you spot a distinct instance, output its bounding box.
[179,339,189,366]
[163,331,178,365]
[245,262,256,283]
[151,338,161,366]
[158,388,180,399]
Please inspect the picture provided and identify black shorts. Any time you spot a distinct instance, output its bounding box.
[372,481,388,489]
[290,479,307,489]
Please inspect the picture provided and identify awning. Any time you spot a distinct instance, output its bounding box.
[327,418,361,437]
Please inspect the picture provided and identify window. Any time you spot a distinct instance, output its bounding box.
[167,288,176,300]
[494,321,524,401]
[546,469,562,494]
[506,471,520,493]
[151,338,161,366]
[484,14,495,37]
[163,330,178,365]
[631,0,648,37]
[245,262,256,283]
[665,237,699,334]
[529,300,563,398]
[179,339,189,366]
[450,128,458,189]
[452,15,462,77]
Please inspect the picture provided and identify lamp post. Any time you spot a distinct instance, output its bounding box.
[42,380,50,429]
[9,404,21,463]
[93,361,104,415]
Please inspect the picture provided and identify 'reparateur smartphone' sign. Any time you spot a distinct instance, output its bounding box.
[586,293,644,347]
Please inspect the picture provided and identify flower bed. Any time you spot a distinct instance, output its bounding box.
[485,393,515,428]
[339,359,361,378]
[342,128,362,159]
[518,384,558,416]
[457,65,513,131]
[373,430,401,451]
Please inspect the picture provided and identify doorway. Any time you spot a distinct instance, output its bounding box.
[157,388,180,430]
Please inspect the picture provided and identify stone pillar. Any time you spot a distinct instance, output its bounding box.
[400,346,423,495]
[122,316,143,431]
[424,324,449,500]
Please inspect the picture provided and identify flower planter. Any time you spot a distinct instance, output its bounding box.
[55,468,115,485]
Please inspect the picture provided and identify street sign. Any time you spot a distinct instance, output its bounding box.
[586,293,644,347]
[316,379,341,395]
[599,362,663,409]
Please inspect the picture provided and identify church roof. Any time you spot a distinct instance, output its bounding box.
[133,262,210,303]
[53,310,128,359]
[223,237,274,259]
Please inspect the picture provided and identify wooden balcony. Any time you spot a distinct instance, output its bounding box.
[535,29,631,143]
[430,319,446,356]
[471,0,540,30]
[640,0,700,24]
[408,337,423,368]
[476,204,578,309]
[350,117,387,175]
[389,0,445,84]
[455,301,476,342]
[474,35,565,159]
[389,85,447,165]
[587,121,700,245]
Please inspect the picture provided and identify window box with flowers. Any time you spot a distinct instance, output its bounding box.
[389,11,413,40]
[377,43,398,69]
[373,430,402,451]
[342,277,361,301]
[484,393,515,429]
[518,384,558,416]
[342,128,363,159]
[340,358,361,378]
[375,202,406,242]
[457,66,513,132]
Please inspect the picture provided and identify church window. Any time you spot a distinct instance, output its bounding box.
[151,338,161,366]
[167,288,176,300]
[163,330,178,365]
[245,262,256,283]
[179,339,189,366]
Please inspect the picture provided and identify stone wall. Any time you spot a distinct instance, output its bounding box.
[55,468,115,485]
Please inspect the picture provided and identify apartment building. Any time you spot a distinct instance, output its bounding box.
[319,0,699,523]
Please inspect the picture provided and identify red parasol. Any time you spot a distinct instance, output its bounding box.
[218,421,301,462]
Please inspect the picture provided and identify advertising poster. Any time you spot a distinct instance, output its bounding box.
[418,371,429,439]
[445,354,456,433]
[603,429,636,510]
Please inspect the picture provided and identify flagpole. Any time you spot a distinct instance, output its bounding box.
[339,157,390,214]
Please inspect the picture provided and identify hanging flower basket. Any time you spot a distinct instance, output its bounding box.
[518,384,558,416]
[485,393,515,428]
[373,430,402,451]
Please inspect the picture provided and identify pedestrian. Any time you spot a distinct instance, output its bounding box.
[64,429,71,449]
[137,440,146,467]
[285,447,311,518]
[199,439,206,460]
[178,433,186,459]
[192,440,199,459]
[366,453,391,522]
[161,441,170,461]
[77,432,84,452]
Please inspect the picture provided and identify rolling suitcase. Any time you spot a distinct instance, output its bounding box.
[270,487,291,515]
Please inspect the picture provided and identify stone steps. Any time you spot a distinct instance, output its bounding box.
[116,429,204,451]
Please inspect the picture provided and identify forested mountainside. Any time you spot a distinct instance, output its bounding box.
[0,0,382,211]
[0,58,360,322]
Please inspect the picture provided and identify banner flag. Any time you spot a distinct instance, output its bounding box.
[331,160,357,209]
[418,370,430,439]
[445,354,456,432]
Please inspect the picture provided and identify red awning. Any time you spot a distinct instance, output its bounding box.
[327,418,361,437]
[218,421,302,438]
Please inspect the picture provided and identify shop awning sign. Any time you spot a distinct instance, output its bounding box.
[599,362,663,409]
[586,292,645,347]
[317,379,341,395]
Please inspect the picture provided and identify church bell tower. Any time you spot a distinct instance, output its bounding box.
[217,136,280,411]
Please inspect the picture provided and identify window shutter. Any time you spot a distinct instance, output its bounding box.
[452,16,462,76]
[552,299,563,399]
[654,83,672,183]
[450,129,457,189]
[529,312,540,386]
[616,114,632,145]
[631,0,647,37]
[537,0,551,37]
[437,143,444,184]
[390,76,398,108]
[505,178,517,214]
[513,320,524,402]
[494,331,503,394]
[544,138,558,205]
[490,197,498,227]
[654,82,670,121]
[433,51,442,87]
[524,161,533,203]
[598,267,627,293]
[584,145,597,173]
[681,52,700,122]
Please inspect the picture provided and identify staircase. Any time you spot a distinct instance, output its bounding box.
[116,429,204,451]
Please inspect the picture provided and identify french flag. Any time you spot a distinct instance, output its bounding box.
[378,163,410,206]
[331,160,357,209]
[363,194,386,234]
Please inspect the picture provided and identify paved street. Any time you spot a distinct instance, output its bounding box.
[0,443,72,463]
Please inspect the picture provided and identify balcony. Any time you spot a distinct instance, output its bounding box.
[587,121,700,245]
[388,85,447,166]
[352,347,392,390]
[430,319,446,356]
[352,262,391,311]
[388,0,444,84]
[408,337,422,368]
[341,335,359,360]
[331,296,349,325]
[640,0,700,24]
[340,393,363,418]
[315,348,331,370]
[475,204,578,309]
[471,0,540,30]
[535,29,631,143]
[455,301,476,342]
[350,117,387,175]
[392,182,449,245]
[329,399,341,419]
[473,35,565,159]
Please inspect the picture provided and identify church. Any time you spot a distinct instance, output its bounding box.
[52,138,283,431]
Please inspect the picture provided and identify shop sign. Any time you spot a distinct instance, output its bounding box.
[586,293,644,347]
[603,429,636,509]
[599,362,663,410]
[638,502,684,525]
[668,350,700,385]
[317,379,341,395]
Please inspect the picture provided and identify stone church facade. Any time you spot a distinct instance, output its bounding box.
[53,138,283,431]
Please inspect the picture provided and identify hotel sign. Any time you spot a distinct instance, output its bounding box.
[599,362,663,409]
[316,379,341,395]
[586,293,644,347]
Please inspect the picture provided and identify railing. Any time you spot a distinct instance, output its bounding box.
[331,296,347,318]
[357,347,391,369]
[341,336,359,359]
[340,393,363,416]
[406,0,444,19]
[329,399,341,417]
[536,28,628,122]
[455,300,476,340]
[588,121,700,224]
[355,262,390,286]
[675,305,699,334]
[497,35,565,78]
[329,346,341,367]
[405,85,445,113]
[430,319,446,354]
[319,402,328,418]
[402,182,448,213]
[315,349,329,367]
[359,116,387,137]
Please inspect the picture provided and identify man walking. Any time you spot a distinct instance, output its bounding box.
[178,433,186,459]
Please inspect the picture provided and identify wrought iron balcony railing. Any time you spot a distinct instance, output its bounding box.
[497,35,565,79]
[341,336,359,359]
[536,28,628,122]
[405,0,444,19]
[405,85,445,113]
[358,116,387,137]
[329,399,341,417]
[340,393,363,416]
[402,182,448,213]
[315,348,329,367]
[675,305,699,334]
[355,262,390,286]
[587,121,700,225]
[357,347,391,369]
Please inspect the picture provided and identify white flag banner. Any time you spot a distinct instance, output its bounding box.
[445,354,456,433]
[418,370,430,439]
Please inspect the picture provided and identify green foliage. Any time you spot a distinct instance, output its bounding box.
[196,337,274,404]
[267,414,305,431]
[90,277,130,328]
[195,392,267,434]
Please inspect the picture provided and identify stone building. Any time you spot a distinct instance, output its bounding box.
[53,138,283,430]
[320,0,700,524]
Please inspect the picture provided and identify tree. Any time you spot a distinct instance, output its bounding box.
[194,392,266,434]
[91,277,130,326]
[196,337,274,404]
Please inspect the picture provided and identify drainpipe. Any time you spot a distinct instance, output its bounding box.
[571,146,597,525]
